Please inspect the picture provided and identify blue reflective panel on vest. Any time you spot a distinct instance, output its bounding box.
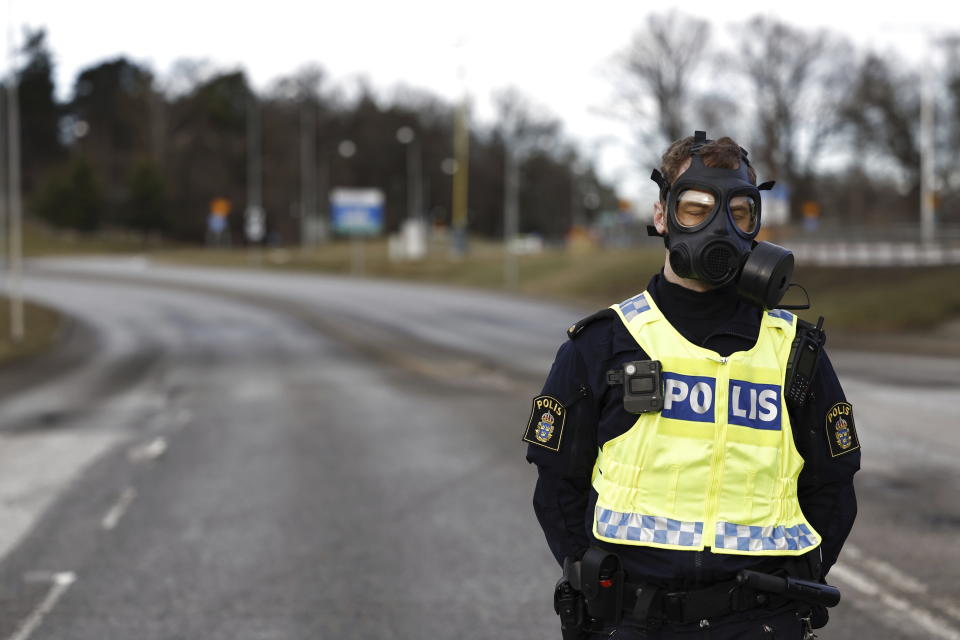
[727,379,782,430]
[662,373,716,423]
[619,293,650,321]
[767,309,794,322]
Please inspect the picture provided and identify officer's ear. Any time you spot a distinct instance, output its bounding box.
[653,200,667,236]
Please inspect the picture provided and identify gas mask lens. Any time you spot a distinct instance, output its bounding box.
[676,190,716,228]
[730,195,759,234]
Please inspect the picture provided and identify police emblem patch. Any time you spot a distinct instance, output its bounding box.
[826,402,859,457]
[522,395,566,452]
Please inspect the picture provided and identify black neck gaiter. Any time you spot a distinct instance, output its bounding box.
[649,271,759,353]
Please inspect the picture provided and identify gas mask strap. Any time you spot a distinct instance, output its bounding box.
[649,169,671,240]
[758,181,776,191]
[776,283,812,311]
[691,130,711,152]
[650,169,670,202]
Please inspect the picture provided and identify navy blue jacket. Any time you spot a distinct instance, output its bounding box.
[526,272,860,587]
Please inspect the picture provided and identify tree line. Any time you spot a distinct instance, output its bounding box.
[9,15,959,246]
[612,12,960,229]
[8,29,617,244]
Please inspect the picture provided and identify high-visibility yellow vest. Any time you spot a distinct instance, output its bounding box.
[592,291,820,556]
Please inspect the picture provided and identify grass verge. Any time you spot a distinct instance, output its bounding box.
[149,240,960,335]
[22,218,960,337]
[0,297,65,366]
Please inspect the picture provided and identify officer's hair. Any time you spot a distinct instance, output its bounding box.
[660,136,758,188]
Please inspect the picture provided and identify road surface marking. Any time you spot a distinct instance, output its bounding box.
[831,563,960,640]
[101,487,137,530]
[844,544,960,622]
[7,572,75,640]
[844,544,928,594]
[127,437,168,462]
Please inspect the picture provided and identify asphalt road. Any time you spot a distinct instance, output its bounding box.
[0,257,957,640]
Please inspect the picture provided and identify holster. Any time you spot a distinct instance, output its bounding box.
[554,558,585,639]
[579,547,625,625]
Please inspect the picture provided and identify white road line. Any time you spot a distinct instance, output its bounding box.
[844,544,928,594]
[831,563,960,640]
[7,572,76,640]
[101,487,137,530]
[127,437,168,462]
[844,544,960,622]
[936,600,960,625]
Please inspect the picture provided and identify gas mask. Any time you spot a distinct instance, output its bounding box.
[649,132,795,310]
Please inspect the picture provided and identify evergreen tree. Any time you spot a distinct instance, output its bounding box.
[17,28,64,195]
[126,160,168,238]
[32,155,103,232]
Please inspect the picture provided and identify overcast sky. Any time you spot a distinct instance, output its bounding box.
[6,0,955,204]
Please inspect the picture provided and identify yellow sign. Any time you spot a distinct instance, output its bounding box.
[801,201,821,218]
[210,198,232,217]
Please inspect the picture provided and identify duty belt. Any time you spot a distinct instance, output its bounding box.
[556,549,838,632]
[623,578,775,625]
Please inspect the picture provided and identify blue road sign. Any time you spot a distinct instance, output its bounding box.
[331,188,385,236]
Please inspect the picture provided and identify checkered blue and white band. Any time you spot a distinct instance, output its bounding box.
[596,508,818,552]
[714,522,818,552]
[618,293,651,322]
[596,507,704,547]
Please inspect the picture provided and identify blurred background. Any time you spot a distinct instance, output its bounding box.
[0,2,957,639]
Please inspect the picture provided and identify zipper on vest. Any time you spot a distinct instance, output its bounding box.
[704,354,730,544]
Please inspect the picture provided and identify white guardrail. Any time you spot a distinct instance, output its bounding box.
[786,241,960,267]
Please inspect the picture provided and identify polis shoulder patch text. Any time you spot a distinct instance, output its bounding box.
[523,395,567,452]
[826,402,859,457]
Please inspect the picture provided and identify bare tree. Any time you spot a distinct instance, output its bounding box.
[692,91,741,139]
[938,36,960,202]
[492,87,563,286]
[493,86,562,239]
[613,11,711,150]
[838,53,921,194]
[736,16,854,218]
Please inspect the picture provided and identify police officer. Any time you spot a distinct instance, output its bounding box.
[524,132,860,638]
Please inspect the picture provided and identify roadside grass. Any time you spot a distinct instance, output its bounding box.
[0,297,64,365]
[21,218,960,335]
[794,265,960,332]
[150,241,959,333]
[23,219,173,257]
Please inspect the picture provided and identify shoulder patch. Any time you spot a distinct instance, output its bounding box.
[522,395,567,452]
[567,308,617,339]
[826,402,859,457]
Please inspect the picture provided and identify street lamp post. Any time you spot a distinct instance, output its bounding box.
[396,126,422,223]
[245,88,265,257]
[503,143,519,289]
[300,99,318,248]
[6,23,23,342]
[0,83,7,280]
[920,62,936,246]
[333,140,365,273]
[451,100,469,257]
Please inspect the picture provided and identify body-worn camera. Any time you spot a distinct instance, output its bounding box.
[607,360,663,414]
